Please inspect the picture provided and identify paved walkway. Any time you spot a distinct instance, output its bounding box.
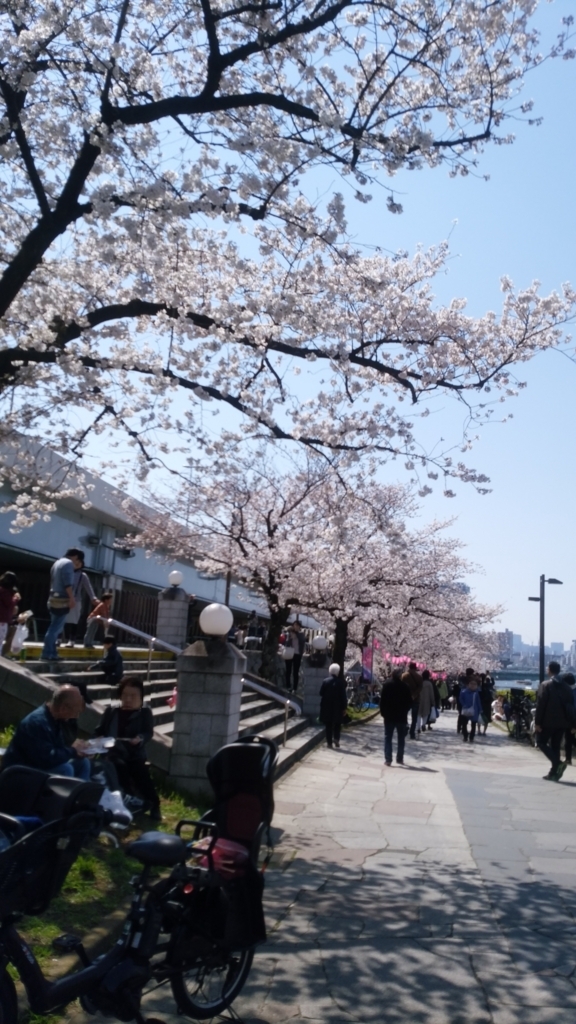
[145,713,576,1024]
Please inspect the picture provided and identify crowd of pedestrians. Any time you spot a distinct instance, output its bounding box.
[377,662,496,765]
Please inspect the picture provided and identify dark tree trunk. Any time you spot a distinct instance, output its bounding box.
[259,605,290,681]
[332,618,349,675]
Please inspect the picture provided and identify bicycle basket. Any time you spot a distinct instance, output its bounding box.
[0,809,99,918]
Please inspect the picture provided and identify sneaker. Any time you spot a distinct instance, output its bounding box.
[385,761,392,766]
[334,742,340,748]
[543,771,558,781]
[556,761,568,781]
[396,759,404,765]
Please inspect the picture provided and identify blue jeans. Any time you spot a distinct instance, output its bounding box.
[42,606,69,660]
[51,758,91,781]
[384,720,407,764]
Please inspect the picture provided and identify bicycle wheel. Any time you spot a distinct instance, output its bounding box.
[0,970,18,1024]
[171,946,254,1020]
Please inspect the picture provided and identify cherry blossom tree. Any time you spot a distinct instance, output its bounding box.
[128,451,499,677]
[1,0,575,508]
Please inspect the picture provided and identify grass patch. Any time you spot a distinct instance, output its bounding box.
[344,706,379,725]
[0,724,15,747]
[13,774,205,971]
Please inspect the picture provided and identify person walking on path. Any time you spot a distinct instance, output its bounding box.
[84,591,113,648]
[380,669,412,765]
[457,668,476,733]
[460,675,482,742]
[562,672,576,765]
[41,548,84,662]
[419,670,436,733]
[535,661,576,781]
[479,674,495,736]
[403,662,423,740]
[285,621,305,693]
[319,663,348,749]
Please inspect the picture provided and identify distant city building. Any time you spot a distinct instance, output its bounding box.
[550,642,565,655]
[497,629,514,664]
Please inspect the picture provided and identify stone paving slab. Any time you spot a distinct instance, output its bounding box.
[64,711,576,1024]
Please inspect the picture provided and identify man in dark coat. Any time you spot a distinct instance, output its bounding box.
[380,669,413,766]
[402,662,423,740]
[2,685,90,779]
[319,664,348,749]
[535,661,576,781]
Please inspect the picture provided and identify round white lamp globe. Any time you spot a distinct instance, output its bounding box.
[199,603,234,637]
[168,570,184,587]
[312,635,328,651]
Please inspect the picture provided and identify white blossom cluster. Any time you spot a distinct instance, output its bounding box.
[1,0,575,506]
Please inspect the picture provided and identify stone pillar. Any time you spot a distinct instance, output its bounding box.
[157,585,189,648]
[302,659,327,722]
[168,639,246,800]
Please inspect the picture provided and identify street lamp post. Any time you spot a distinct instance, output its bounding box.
[528,575,563,685]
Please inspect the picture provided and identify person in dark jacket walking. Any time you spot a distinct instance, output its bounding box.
[562,673,576,765]
[380,669,413,765]
[403,663,423,740]
[88,634,123,684]
[535,661,576,781]
[319,664,348,749]
[94,677,161,819]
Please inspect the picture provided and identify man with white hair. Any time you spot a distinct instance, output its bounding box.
[319,663,348,749]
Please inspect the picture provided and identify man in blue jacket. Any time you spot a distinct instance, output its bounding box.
[2,685,90,779]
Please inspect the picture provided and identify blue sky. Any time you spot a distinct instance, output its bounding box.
[342,0,576,646]
[87,1,575,647]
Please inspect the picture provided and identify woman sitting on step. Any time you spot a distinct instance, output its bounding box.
[94,676,161,821]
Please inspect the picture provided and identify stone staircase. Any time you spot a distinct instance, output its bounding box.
[15,644,324,777]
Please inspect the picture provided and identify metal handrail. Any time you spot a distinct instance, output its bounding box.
[241,676,301,747]
[93,616,182,682]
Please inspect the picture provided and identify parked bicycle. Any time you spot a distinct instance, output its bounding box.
[0,735,277,1024]
[505,691,536,745]
[345,676,380,711]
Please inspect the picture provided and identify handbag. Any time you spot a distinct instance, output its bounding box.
[281,645,295,661]
[48,595,70,610]
[461,706,475,718]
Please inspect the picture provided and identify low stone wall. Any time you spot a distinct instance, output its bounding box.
[0,656,171,775]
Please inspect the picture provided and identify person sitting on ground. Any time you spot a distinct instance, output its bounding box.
[2,685,90,779]
[93,677,161,820]
[83,592,113,649]
[88,634,123,684]
[535,661,576,782]
[319,663,348,749]
[380,668,412,766]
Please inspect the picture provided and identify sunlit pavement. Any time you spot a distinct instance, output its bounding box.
[146,712,576,1023]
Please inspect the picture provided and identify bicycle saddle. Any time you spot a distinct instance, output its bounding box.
[127,831,187,866]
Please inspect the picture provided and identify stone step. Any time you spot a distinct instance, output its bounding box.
[239,697,279,721]
[274,723,326,778]
[237,704,295,735]
[85,678,177,702]
[239,710,305,743]
[21,659,176,677]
